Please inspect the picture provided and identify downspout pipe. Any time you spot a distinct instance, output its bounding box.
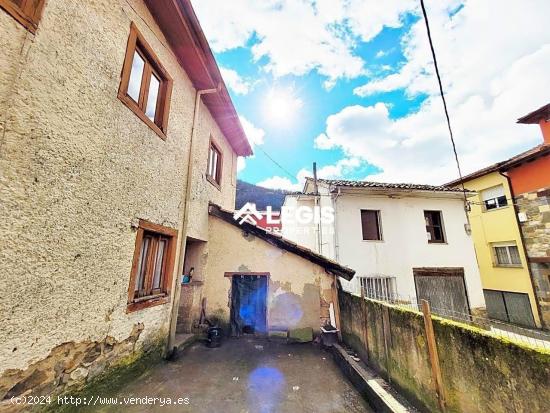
[167,85,220,356]
[499,170,545,329]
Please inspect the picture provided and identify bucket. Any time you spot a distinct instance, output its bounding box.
[207,326,223,348]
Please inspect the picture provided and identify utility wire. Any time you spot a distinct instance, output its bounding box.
[255,145,297,181]
[419,0,470,214]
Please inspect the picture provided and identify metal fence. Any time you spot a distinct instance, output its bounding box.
[356,290,550,351]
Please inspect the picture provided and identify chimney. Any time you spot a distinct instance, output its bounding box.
[517,103,550,145]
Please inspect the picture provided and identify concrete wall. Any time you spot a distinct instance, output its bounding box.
[0,0,237,402]
[465,172,541,326]
[202,216,335,333]
[339,291,550,413]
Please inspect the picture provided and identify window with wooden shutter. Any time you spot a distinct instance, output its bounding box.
[361,209,382,241]
[127,220,177,312]
[118,23,173,140]
[0,0,45,33]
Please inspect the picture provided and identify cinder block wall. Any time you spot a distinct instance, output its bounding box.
[338,291,550,413]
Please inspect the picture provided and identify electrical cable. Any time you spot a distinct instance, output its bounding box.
[419,0,470,215]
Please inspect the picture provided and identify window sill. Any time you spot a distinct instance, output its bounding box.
[482,206,509,213]
[118,93,167,141]
[126,294,169,313]
[206,175,221,191]
[362,239,384,243]
[428,241,448,245]
[493,264,523,269]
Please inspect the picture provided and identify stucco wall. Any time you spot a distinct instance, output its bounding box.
[339,291,550,413]
[465,172,541,326]
[335,191,484,309]
[187,107,238,241]
[0,0,238,398]
[203,216,335,333]
[284,184,485,310]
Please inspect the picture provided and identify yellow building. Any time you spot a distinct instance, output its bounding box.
[449,171,541,328]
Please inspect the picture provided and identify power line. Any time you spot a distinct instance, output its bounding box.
[419,0,470,215]
[255,145,297,181]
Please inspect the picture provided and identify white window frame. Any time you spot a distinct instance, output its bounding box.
[492,242,521,267]
[481,185,508,211]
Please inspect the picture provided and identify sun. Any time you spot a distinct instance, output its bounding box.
[263,87,303,126]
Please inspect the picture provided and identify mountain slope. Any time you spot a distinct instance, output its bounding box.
[235,180,297,211]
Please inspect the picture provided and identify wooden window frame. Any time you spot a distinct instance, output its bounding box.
[127,220,178,313]
[360,209,383,241]
[206,138,223,190]
[118,22,173,140]
[0,0,45,33]
[424,210,446,244]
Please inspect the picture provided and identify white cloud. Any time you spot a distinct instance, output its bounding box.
[239,116,265,147]
[320,0,550,184]
[256,157,363,191]
[345,0,417,43]
[192,0,416,87]
[256,176,303,191]
[237,116,265,173]
[220,67,253,95]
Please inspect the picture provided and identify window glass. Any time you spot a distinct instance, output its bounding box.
[425,211,445,243]
[509,246,521,265]
[145,73,160,121]
[128,51,145,103]
[482,185,508,210]
[135,236,150,292]
[207,144,221,184]
[152,238,166,289]
[361,210,381,240]
[495,246,509,265]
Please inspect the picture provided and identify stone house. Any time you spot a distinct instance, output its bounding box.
[282,178,486,317]
[506,104,550,328]
[447,103,550,329]
[0,0,354,406]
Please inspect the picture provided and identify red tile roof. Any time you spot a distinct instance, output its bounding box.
[311,178,468,193]
[517,103,550,124]
[446,144,550,186]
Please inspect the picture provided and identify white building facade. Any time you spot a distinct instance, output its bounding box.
[282,179,486,315]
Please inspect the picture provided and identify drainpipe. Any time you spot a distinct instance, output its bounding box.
[499,171,545,329]
[332,187,341,262]
[167,85,220,355]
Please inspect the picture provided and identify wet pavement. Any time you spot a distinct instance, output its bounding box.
[86,338,373,413]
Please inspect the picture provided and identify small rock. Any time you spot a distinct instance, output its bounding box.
[232,377,239,381]
[292,386,300,391]
[69,367,88,382]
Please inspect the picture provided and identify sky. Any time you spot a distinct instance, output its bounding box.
[192,0,550,191]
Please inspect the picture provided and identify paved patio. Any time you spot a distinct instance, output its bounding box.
[87,338,373,413]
